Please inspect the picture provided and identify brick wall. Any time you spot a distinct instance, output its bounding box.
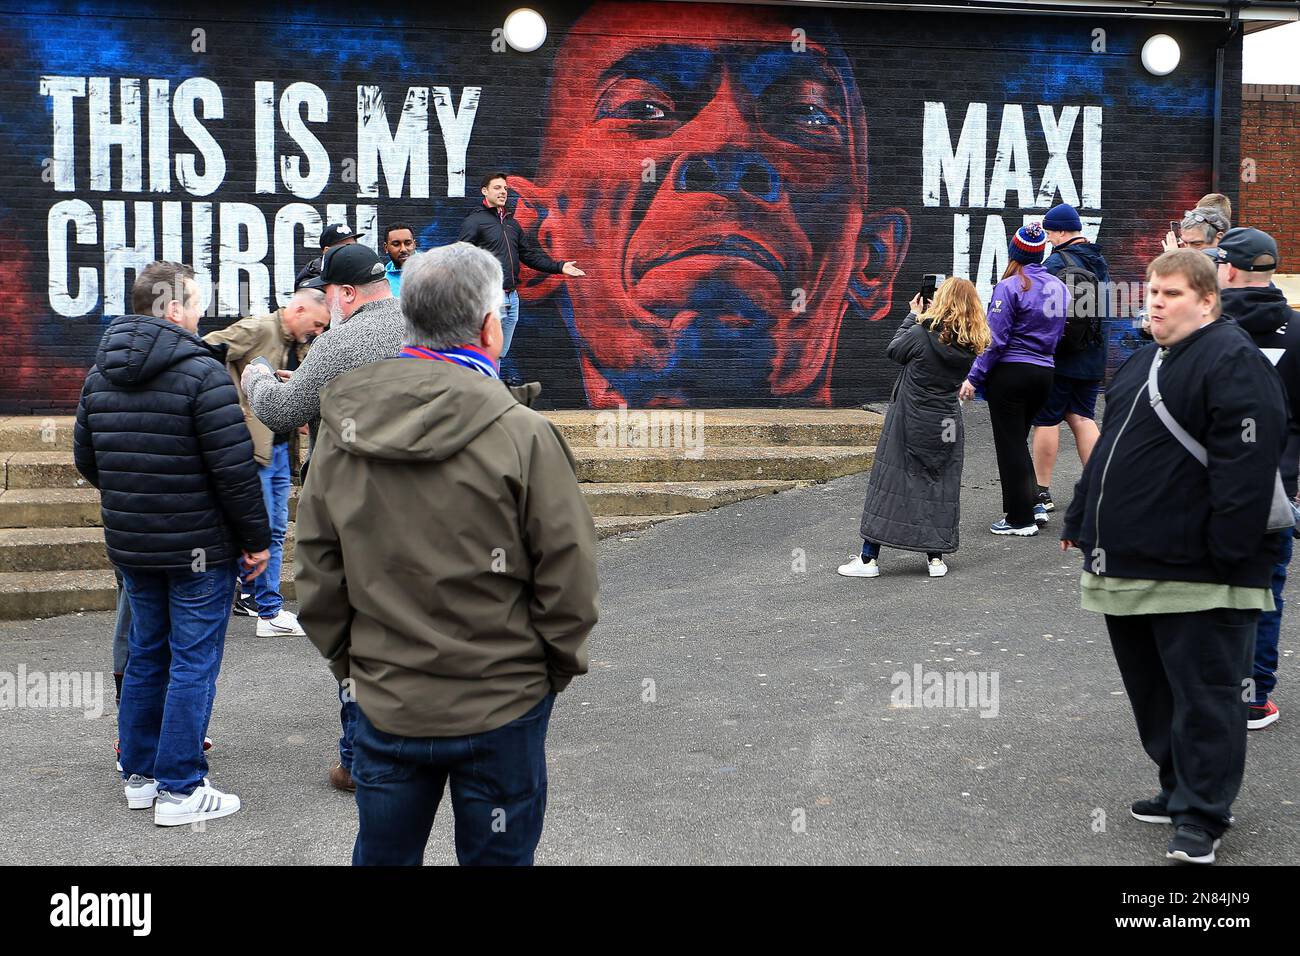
[1240,84,1300,263]
[0,0,1241,411]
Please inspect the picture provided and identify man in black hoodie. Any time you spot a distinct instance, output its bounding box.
[1061,249,1285,865]
[1032,203,1110,523]
[1211,227,1300,732]
[74,261,270,828]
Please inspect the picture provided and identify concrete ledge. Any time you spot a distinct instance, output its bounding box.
[581,480,797,516]
[572,445,874,483]
[0,489,102,528]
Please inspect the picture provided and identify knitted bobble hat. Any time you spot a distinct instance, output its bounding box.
[1009,222,1047,265]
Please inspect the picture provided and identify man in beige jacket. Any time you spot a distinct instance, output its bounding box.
[295,243,599,866]
[205,288,329,636]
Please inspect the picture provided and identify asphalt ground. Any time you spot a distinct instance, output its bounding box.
[0,402,1294,865]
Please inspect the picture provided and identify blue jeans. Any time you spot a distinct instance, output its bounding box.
[255,442,291,618]
[1253,527,1292,704]
[339,683,357,770]
[499,290,520,358]
[117,561,237,794]
[351,694,555,866]
[111,566,130,675]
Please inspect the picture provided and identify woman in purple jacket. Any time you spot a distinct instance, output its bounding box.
[958,223,1068,535]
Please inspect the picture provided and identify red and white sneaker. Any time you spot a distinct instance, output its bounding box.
[1247,699,1280,730]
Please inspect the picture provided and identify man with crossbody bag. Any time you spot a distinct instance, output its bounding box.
[1061,250,1286,864]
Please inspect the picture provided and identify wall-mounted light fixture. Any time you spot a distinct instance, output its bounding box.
[1141,34,1180,76]
[503,9,547,53]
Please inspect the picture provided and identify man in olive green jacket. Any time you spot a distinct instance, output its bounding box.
[295,242,598,866]
[204,289,329,633]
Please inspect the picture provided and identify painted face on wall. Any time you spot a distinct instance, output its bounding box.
[512,1,909,407]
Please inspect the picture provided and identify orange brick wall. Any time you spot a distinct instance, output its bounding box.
[1240,85,1300,265]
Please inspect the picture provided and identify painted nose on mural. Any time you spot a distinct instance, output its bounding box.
[674,148,781,203]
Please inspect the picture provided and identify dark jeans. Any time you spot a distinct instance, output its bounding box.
[117,561,238,794]
[861,540,941,561]
[1253,527,1292,704]
[984,361,1054,526]
[339,682,358,770]
[351,694,555,866]
[111,566,130,675]
[1105,607,1257,837]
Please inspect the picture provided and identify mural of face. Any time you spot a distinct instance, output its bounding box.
[511,1,909,407]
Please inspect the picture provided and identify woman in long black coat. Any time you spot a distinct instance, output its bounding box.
[839,278,992,579]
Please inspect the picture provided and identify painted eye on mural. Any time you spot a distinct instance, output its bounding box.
[595,80,678,127]
[761,80,845,147]
[609,99,671,120]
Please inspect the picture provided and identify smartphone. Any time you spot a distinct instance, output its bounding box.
[1168,221,1181,241]
[919,273,943,301]
[249,356,276,373]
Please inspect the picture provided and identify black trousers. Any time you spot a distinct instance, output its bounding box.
[983,362,1053,526]
[1105,608,1257,837]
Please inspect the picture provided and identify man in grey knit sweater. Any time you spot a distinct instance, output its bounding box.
[241,242,403,794]
[244,244,404,437]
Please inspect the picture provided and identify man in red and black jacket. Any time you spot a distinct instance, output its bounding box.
[458,171,585,364]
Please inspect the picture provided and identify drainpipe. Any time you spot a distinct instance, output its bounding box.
[1211,3,1243,193]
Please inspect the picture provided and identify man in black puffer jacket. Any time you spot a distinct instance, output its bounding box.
[74,261,270,828]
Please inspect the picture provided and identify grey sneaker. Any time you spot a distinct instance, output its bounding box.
[124,774,159,810]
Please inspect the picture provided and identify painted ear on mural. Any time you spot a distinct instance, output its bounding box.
[846,208,911,321]
[508,175,564,302]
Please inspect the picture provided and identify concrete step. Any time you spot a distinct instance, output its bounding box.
[581,480,797,516]
[547,409,881,448]
[593,514,681,538]
[572,445,874,483]
[0,411,884,454]
[2,447,873,492]
[0,525,297,573]
[0,488,300,528]
[0,489,102,528]
[0,569,298,620]
[2,452,89,490]
[0,416,75,452]
[0,527,109,572]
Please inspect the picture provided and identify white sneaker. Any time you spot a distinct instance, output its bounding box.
[154,782,241,827]
[928,558,949,577]
[257,609,305,637]
[124,774,159,809]
[837,556,880,578]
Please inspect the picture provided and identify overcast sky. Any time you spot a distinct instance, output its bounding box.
[1243,22,1300,83]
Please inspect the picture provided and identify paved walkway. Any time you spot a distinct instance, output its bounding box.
[0,403,1294,864]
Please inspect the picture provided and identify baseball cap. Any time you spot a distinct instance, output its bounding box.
[302,243,387,288]
[320,223,363,248]
[1203,227,1280,271]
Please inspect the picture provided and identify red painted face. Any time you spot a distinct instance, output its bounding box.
[513,1,908,407]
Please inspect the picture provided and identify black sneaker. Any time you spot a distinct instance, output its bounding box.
[1166,824,1221,864]
[1036,489,1055,513]
[1130,797,1172,824]
[232,594,258,617]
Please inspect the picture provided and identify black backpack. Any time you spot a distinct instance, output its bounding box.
[1054,248,1104,353]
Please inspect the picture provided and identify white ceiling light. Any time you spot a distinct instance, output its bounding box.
[1142,34,1181,76]
[503,9,547,53]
